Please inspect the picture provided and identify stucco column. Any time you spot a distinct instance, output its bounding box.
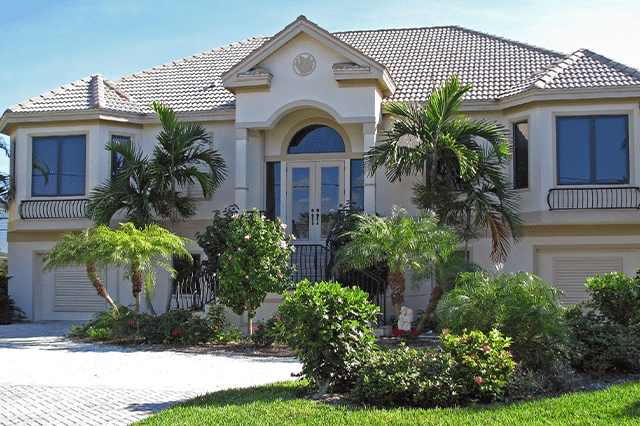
[363,122,377,215]
[235,128,249,210]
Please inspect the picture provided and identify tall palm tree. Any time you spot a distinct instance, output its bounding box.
[43,228,119,311]
[93,223,192,314]
[366,75,522,263]
[334,206,457,317]
[148,101,227,228]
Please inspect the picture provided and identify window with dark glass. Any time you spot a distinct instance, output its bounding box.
[350,159,364,210]
[512,121,529,189]
[266,162,281,221]
[110,135,131,181]
[32,135,86,196]
[556,115,629,185]
[288,125,345,154]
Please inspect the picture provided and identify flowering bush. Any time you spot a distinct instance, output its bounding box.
[250,313,282,347]
[216,208,295,334]
[441,328,516,402]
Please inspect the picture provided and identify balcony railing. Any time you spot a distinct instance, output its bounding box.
[19,198,90,219]
[547,187,640,211]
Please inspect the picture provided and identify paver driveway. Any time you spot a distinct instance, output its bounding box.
[0,321,301,425]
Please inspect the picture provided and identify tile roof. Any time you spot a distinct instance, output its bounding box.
[6,26,640,116]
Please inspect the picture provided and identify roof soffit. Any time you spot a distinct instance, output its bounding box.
[221,16,395,96]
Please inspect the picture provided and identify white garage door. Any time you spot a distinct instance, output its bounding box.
[42,265,107,320]
[536,248,639,306]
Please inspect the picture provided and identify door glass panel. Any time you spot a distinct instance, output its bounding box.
[320,166,339,239]
[291,167,310,240]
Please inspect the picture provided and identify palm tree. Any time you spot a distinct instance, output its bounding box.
[93,223,192,314]
[366,76,523,325]
[366,75,522,263]
[333,206,457,317]
[148,101,227,228]
[87,140,158,229]
[43,228,119,311]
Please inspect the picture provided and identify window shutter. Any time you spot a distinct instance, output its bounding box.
[553,257,623,306]
[54,266,106,312]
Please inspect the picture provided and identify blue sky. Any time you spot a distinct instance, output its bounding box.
[1,0,639,174]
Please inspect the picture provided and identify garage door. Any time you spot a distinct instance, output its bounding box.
[536,248,639,306]
[42,265,107,320]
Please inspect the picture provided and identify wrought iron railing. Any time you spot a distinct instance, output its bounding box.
[172,270,219,311]
[19,198,90,219]
[547,187,640,211]
[289,244,332,283]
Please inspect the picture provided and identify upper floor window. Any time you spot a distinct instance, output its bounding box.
[512,121,529,189]
[32,135,86,196]
[288,125,345,154]
[556,115,629,185]
[350,159,364,209]
[110,135,131,181]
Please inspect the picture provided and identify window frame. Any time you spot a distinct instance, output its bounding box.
[555,114,630,186]
[31,134,87,197]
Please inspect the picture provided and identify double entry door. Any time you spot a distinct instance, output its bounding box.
[287,161,344,244]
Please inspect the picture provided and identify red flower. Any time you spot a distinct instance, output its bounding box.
[459,338,468,343]
[127,319,134,326]
[474,376,484,385]
[482,344,491,353]
[410,330,419,335]
[442,328,451,335]
[275,316,281,321]
[191,312,197,317]
[172,329,180,337]
[392,328,407,336]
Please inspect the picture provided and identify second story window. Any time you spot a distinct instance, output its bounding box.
[512,121,529,189]
[110,135,131,181]
[32,135,86,196]
[556,115,629,185]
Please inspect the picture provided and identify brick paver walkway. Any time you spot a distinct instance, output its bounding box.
[0,384,200,426]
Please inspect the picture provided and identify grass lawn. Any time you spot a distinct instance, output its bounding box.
[135,380,640,425]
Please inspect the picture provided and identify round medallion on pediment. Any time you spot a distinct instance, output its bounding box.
[293,53,316,76]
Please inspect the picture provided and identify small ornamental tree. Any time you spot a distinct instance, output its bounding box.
[217,208,294,335]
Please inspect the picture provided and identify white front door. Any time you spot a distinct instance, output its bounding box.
[287,161,344,244]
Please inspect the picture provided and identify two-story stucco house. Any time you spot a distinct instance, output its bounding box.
[2,16,640,323]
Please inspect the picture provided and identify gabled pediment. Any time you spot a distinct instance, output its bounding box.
[221,16,396,96]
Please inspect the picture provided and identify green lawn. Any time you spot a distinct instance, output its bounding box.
[135,380,640,425]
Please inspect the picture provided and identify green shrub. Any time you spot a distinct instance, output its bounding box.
[277,280,379,394]
[139,310,220,344]
[437,270,568,369]
[70,305,137,339]
[0,277,26,325]
[585,272,640,325]
[441,328,516,402]
[351,347,457,408]
[565,305,640,374]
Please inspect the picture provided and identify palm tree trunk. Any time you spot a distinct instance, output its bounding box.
[416,279,444,332]
[131,269,143,314]
[85,262,117,310]
[388,269,405,318]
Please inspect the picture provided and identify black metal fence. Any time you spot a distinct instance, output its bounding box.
[172,270,219,311]
[547,187,640,211]
[289,244,332,283]
[19,199,90,219]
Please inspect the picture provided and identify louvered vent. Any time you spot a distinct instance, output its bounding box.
[54,266,107,312]
[553,257,623,306]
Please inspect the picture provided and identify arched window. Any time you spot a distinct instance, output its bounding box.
[287,125,345,154]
